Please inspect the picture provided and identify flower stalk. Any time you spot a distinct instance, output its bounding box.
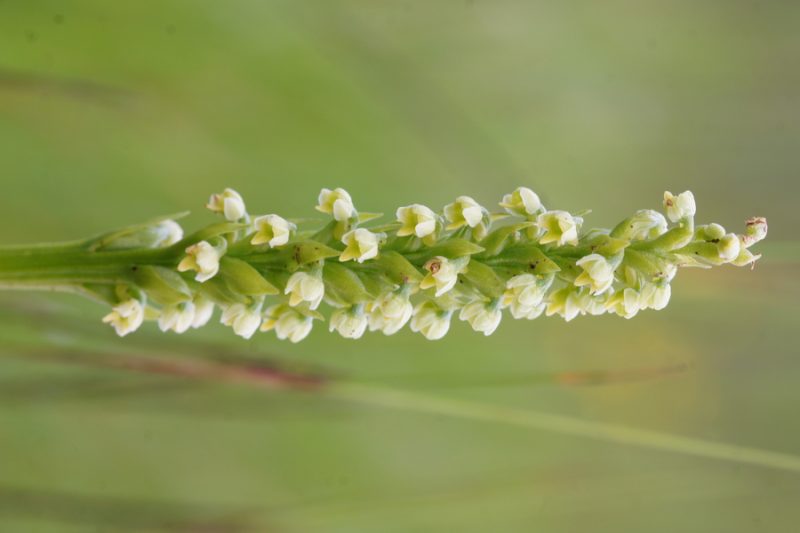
[0,187,767,341]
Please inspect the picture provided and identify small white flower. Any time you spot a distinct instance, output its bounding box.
[367,291,413,335]
[663,190,696,223]
[339,228,380,263]
[329,306,368,339]
[316,188,356,221]
[717,233,741,262]
[206,188,247,221]
[444,196,486,230]
[459,301,502,336]
[742,217,768,248]
[251,214,295,248]
[177,241,221,282]
[284,271,325,310]
[261,304,313,343]
[503,274,550,319]
[627,210,668,241]
[640,283,671,311]
[220,303,262,339]
[537,211,579,246]
[419,256,466,297]
[605,288,641,319]
[102,299,145,337]
[499,187,543,216]
[158,301,195,334]
[545,287,583,322]
[396,204,438,239]
[575,254,615,295]
[191,295,215,329]
[410,301,452,340]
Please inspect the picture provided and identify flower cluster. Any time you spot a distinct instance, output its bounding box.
[8,186,765,341]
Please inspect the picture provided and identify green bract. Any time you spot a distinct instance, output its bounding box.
[0,187,768,342]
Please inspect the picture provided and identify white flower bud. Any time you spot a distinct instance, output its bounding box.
[206,188,247,221]
[339,228,380,263]
[191,295,215,329]
[444,196,486,230]
[316,188,356,221]
[284,271,325,310]
[261,304,313,343]
[367,291,413,335]
[536,211,579,247]
[396,204,438,239]
[410,301,452,340]
[627,210,668,241]
[575,254,615,295]
[158,301,195,334]
[329,306,368,339]
[102,299,145,337]
[177,241,221,282]
[420,256,466,297]
[663,190,696,223]
[251,214,295,248]
[459,301,502,336]
[499,187,543,216]
[220,303,262,339]
[717,233,741,262]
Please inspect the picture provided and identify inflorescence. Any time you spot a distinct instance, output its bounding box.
[0,187,767,341]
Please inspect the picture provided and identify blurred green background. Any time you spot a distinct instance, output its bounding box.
[0,1,798,531]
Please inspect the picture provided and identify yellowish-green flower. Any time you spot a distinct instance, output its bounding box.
[251,214,295,248]
[605,288,641,319]
[261,304,314,343]
[545,287,583,322]
[537,210,579,246]
[500,187,543,216]
[329,305,368,339]
[340,228,381,263]
[459,301,502,336]
[444,196,486,230]
[503,274,550,319]
[664,190,696,222]
[206,188,247,221]
[316,188,355,221]
[420,256,466,297]
[102,299,145,337]
[220,303,262,339]
[575,253,615,295]
[367,291,413,335]
[396,204,438,240]
[410,301,452,340]
[285,271,325,310]
[627,210,668,241]
[177,240,221,282]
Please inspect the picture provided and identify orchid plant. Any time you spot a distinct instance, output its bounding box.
[0,187,767,342]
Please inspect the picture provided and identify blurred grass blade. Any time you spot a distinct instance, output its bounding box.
[331,383,800,474]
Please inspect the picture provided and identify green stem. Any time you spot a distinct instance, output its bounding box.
[0,244,179,289]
